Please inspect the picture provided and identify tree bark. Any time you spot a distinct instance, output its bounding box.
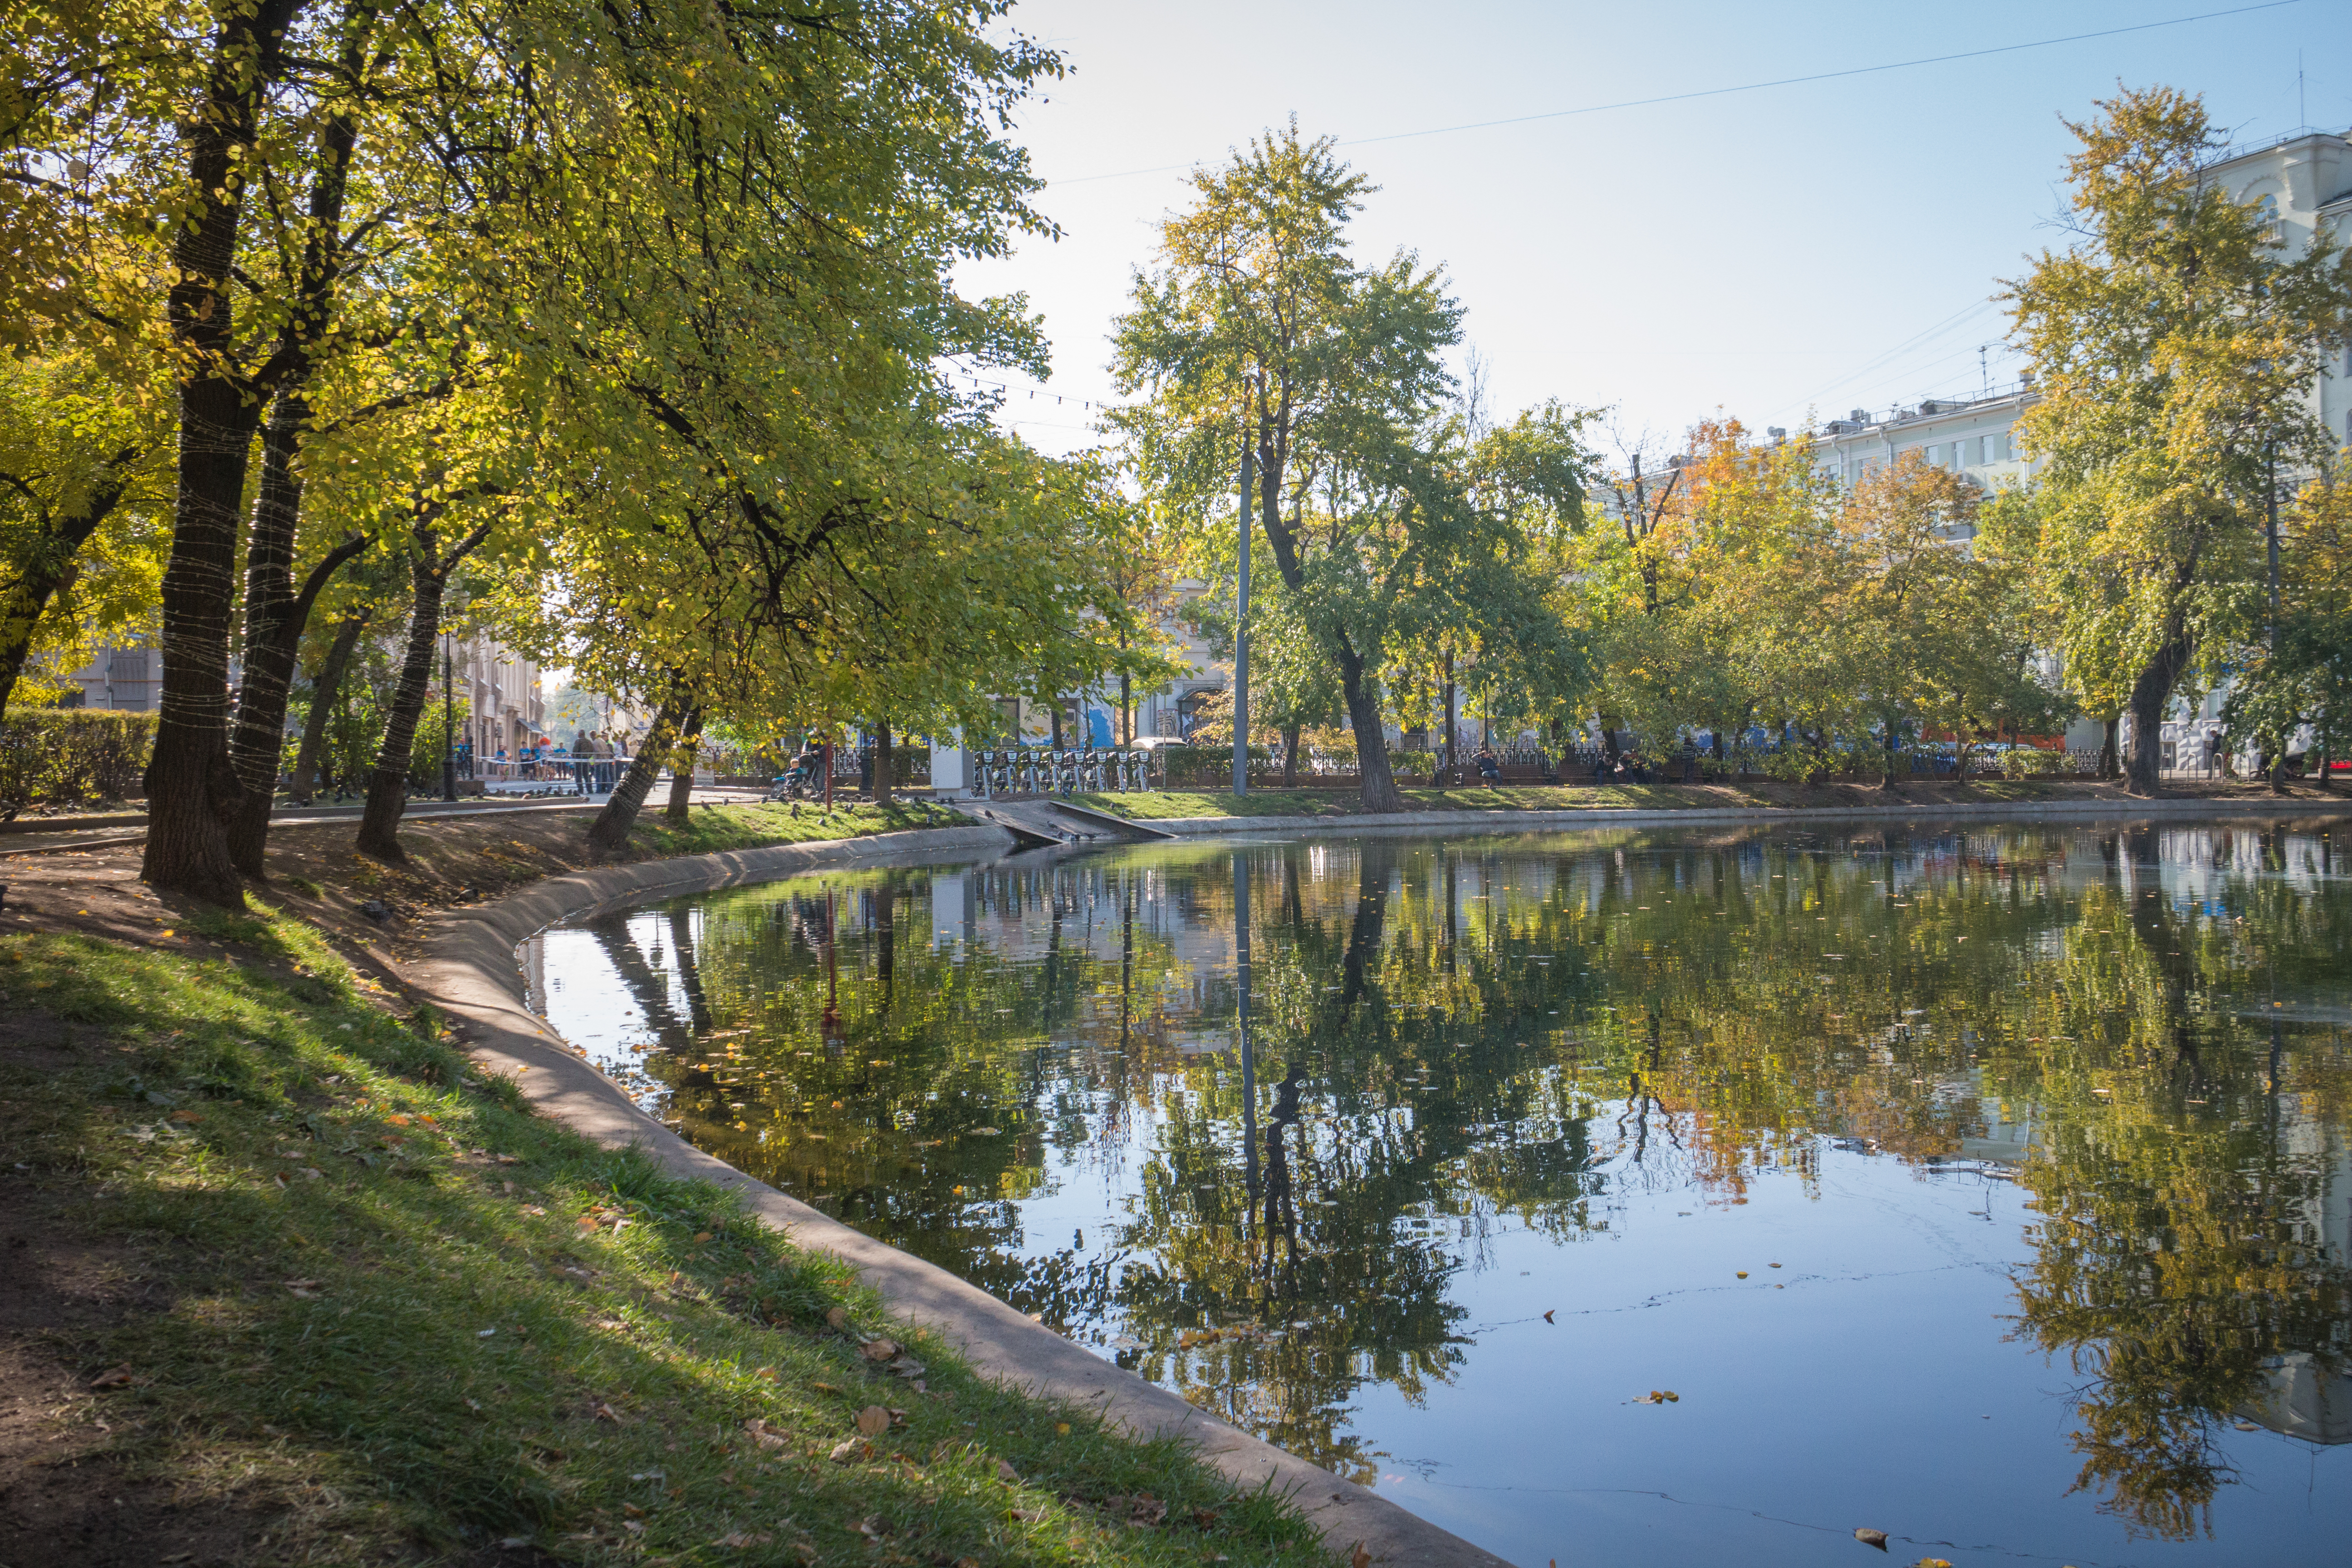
[589,696,682,853]
[1336,638,1402,812]
[225,397,371,872]
[2123,620,2195,797]
[355,514,488,860]
[139,0,313,905]
[0,447,140,714]
[663,705,704,822]
[2099,715,2120,779]
[871,719,893,807]
[289,607,370,802]
[1282,722,1300,787]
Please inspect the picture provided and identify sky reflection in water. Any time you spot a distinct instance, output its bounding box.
[529,819,2352,1567]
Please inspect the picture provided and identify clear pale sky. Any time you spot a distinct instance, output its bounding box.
[952,0,2350,460]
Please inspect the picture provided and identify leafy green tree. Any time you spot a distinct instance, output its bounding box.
[0,350,171,710]
[2008,85,2352,795]
[1112,125,1465,811]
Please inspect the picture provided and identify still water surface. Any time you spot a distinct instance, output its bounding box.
[527,819,2352,1567]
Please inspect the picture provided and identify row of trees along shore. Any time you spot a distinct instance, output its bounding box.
[3,39,2348,907]
[1110,92,2351,806]
[2,0,1178,904]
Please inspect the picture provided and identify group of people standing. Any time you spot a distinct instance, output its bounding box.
[560,732,626,795]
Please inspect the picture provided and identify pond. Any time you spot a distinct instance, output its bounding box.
[525,818,2352,1568]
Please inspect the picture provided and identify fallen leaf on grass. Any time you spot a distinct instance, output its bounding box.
[856,1405,892,1438]
[855,1517,885,1539]
[284,1279,323,1298]
[169,1109,203,1123]
[715,1532,773,1548]
[88,1364,135,1389]
[825,1306,851,1330]
[860,1338,901,1362]
[592,1401,622,1423]
[1853,1527,1888,1550]
[811,1381,842,1395]
[828,1438,864,1463]
[744,1418,789,1450]
[519,1204,545,1216]
[996,1459,1020,1483]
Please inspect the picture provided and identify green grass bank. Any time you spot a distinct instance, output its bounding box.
[0,902,1330,1568]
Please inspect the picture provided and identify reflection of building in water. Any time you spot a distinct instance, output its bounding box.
[2239,1352,2352,1445]
[1958,1066,2039,1166]
[2238,1127,2352,1443]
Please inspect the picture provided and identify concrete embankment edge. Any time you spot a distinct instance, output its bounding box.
[1131,794,2352,837]
[406,823,1514,1568]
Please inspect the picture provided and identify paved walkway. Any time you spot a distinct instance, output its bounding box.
[0,787,775,858]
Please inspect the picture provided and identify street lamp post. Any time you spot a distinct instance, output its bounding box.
[1233,436,1252,797]
[442,635,457,802]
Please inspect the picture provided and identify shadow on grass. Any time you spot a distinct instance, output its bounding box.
[0,921,1330,1566]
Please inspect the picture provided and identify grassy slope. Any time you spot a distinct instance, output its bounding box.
[1075,780,2079,821]
[0,907,1328,1568]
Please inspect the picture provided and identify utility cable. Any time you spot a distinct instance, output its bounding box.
[1054,1,2305,185]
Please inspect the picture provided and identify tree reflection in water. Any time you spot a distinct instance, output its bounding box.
[541,818,2352,1528]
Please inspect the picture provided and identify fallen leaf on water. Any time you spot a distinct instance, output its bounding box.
[1769,1262,1782,1268]
[1543,1309,1555,1323]
[855,1405,891,1437]
[1915,1560,1951,1568]
[1853,1526,1889,1550]
[1737,1271,1749,1279]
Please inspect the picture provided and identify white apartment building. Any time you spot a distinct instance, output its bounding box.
[443,629,545,761]
[1802,126,2352,764]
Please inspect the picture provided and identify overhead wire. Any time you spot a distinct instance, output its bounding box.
[1052,1,2304,186]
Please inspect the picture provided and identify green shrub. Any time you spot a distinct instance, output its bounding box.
[2002,745,2063,777]
[0,707,157,804]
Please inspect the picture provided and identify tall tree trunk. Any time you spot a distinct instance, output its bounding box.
[2123,621,2195,798]
[589,696,682,853]
[355,513,488,860]
[140,0,308,905]
[0,447,140,714]
[226,397,370,872]
[2099,715,2120,779]
[871,719,893,807]
[1337,639,1401,813]
[1282,722,1300,787]
[289,607,370,802]
[1441,650,1456,784]
[663,705,704,822]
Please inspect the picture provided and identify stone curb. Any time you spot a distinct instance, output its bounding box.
[1123,794,2352,837]
[404,823,1514,1568]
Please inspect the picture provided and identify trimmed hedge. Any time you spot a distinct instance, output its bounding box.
[0,707,157,804]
